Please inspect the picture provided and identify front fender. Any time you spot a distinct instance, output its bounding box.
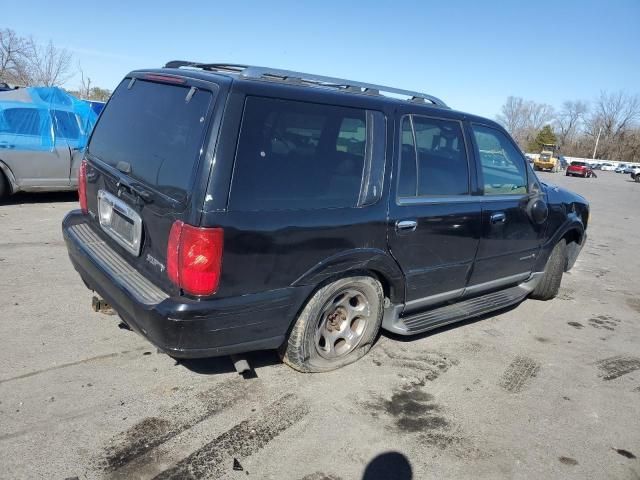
[291,248,406,303]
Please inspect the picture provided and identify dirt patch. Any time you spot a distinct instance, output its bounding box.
[372,347,457,384]
[614,448,636,459]
[500,356,541,393]
[567,321,584,329]
[299,473,343,480]
[535,336,551,343]
[100,377,250,472]
[587,315,620,331]
[559,456,578,466]
[153,394,308,480]
[596,356,640,381]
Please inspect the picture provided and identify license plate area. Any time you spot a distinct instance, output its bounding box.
[97,190,143,256]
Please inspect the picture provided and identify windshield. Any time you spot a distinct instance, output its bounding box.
[88,78,214,201]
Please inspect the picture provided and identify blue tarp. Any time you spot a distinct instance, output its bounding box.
[0,87,98,151]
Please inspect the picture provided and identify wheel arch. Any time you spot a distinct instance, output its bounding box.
[535,220,585,273]
[290,248,405,305]
[0,159,18,194]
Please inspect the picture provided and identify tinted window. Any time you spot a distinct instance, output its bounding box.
[88,79,213,201]
[473,125,527,195]
[397,115,469,197]
[52,110,80,139]
[2,108,42,136]
[230,97,369,211]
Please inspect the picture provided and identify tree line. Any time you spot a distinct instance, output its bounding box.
[0,28,110,101]
[497,91,640,162]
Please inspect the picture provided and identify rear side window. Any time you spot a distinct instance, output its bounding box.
[88,79,214,201]
[397,115,469,197]
[52,110,80,139]
[230,97,383,211]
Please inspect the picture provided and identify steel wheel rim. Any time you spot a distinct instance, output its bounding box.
[314,287,371,360]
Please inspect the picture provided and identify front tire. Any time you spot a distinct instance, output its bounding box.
[530,240,567,301]
[281,276,383,373]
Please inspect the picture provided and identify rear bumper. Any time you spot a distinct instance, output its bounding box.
[535,162,556,169]
[62,211,310,358]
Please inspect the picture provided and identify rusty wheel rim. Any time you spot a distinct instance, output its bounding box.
[315,288,371,360]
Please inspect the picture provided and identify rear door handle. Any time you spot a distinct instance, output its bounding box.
[490,212,507,224]
[396,220,417,232]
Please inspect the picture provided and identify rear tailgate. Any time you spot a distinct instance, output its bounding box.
[82,73,220,295]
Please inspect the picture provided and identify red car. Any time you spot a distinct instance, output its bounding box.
[566,161,594,178]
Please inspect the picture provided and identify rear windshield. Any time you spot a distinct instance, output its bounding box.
[88,78,214,201]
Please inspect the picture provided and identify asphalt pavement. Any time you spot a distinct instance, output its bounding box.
[0,171,639,479]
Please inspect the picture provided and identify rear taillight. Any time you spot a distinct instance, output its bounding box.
[78,159,88,214]
[167,220,224,296]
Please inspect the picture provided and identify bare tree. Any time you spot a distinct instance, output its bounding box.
[29,40,73,87]
[1,29,73,87]
[556,100,588,149]
[496,96,555,149]
[0,28,33,85]
[585,91,640,159]
[527,102,555,132]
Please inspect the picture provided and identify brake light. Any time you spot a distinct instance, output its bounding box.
[167,221,224,296]
[143,74,186,84]
[78,159,88,214]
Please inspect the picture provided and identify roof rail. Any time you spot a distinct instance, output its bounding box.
[163,60,449,108]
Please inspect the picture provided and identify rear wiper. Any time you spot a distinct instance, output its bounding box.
[116,177,154,204]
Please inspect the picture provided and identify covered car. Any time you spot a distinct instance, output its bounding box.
[0,87,97,199]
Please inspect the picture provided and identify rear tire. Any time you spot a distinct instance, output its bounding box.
[530,239,567,301]
[635,175,640,183]
[281,276,383,373]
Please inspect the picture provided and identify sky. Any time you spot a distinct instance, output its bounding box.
[3,0,639,118]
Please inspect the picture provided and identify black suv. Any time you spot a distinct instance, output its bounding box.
[63,62,589,372]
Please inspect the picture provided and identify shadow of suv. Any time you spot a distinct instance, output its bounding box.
[62,62,589,372]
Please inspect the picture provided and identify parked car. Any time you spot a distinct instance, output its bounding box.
[629,166,640,182]
[566,161,594,178]
[623,164,639,174]
[600,163,616,171]
[615,163,629,173]
[62,62,589,372]
[0,87,97,199]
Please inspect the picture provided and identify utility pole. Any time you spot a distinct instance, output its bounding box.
[592,126,602,160]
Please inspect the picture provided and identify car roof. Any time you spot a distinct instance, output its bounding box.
[128,64,504,130]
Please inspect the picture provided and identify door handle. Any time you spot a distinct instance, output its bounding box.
[396,220,417,232]
[490,212,507,224]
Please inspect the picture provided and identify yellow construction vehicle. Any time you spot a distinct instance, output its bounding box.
[533,144,561,172]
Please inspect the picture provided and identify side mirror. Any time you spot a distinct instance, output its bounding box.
[527,197,548,224]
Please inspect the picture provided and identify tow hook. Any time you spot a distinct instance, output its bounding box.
[91,296,115,315]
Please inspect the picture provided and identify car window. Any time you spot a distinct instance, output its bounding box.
[397,115,469,197]
[52,110,81,140]
[230,96,373,211]
[1,108,43,136]
[472,125,527,195]
[88,79,214,202]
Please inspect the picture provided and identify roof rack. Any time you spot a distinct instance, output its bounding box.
[163,60,449,108]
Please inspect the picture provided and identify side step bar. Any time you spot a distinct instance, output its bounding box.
[383,274,541,335]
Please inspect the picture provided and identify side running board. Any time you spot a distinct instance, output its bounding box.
[383,282,536,335]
